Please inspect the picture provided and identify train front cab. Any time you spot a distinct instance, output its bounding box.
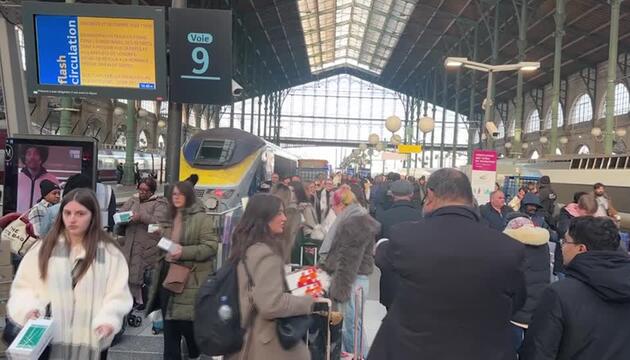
[179,129,271,266]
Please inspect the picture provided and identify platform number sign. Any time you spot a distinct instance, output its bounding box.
[168,8,232,104]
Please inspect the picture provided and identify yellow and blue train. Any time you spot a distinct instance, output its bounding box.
[179,128,297,214]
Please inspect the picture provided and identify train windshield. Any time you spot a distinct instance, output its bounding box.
[198,140,224,160]
[195,139,235,166]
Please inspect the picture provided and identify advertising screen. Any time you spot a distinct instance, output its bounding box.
[16,145,83,213]
[4,136,97,215]
[22,2,167,100]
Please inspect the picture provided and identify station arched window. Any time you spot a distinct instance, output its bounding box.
[508,119,515,137]
[115,134,126,147]
[140,101,155,114]
[556,147,562,155]
[497,121,505,139]
[544,103,564,129]
[577,144,590,155]
[599,83,630,118]
[530,150,540,160]
[569,94,593,124]
[525,110,540,133]
[138,130,148,148]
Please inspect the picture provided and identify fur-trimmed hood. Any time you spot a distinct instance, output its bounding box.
[504,226,549,246]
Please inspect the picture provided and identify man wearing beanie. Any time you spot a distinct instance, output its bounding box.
[537,175,557,226]
[375,180,423,310]
[27,179,61,237]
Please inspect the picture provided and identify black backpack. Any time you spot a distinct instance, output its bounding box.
[194,258,253,356]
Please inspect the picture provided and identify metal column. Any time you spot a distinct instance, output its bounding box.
[550,0,566,155]
[440,70,447,168]
[514,0,529,157]
[257,97,262,136]
[240,100,245,130]
[250,96,255,134]
[263,94,268,139]
[0,16,32,135]
[467,26,479,164]
[123,0,139,185]
[123,101,137,184]
[483,3,500,150]
[605,0,623,154]
[58,0,76,136]
[422,79,429,168]
[453,68,461,167]
[430,71,437,168]
[229,103,235,128]
[165,0,187,185]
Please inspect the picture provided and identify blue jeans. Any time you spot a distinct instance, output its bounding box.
[511,323,526,352]
[341,275,369,357]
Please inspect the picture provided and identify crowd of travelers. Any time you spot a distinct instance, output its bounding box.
[2,166,629,360]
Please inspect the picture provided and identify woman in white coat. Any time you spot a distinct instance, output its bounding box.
[8,188,132,360]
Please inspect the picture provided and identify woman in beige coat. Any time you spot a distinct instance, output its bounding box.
[118,177,168,306]
[226,193,315,360]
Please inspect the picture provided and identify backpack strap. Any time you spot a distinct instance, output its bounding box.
[240,254,256,360]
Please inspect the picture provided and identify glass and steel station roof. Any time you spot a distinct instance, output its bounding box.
[297,0,418,75]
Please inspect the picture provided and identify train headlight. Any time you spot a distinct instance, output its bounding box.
[205,197,219,210]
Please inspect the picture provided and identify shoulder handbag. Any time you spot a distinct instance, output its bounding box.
[1,213,37,256]
[276,314,313,350]
[162,263,192,294]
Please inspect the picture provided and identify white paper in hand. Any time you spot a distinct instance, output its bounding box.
[157,237,174,253]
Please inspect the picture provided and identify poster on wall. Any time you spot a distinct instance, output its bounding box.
[470,149,497,205]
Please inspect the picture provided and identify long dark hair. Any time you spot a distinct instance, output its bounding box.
[228,194,284,262]
[290,181,308,204]
[39,188,116,281]
[167,181,196,218]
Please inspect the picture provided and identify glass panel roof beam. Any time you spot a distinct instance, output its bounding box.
[394,0,475,90]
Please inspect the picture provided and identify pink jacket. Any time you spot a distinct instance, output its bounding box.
[17,169,59,213]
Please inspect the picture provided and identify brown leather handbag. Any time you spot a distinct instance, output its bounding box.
[162,263,192,294]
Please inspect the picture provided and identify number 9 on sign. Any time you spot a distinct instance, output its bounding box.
[192,47,209,74]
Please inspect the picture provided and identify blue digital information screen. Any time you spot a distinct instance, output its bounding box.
[33,14,158,89]
[35,15,82,86]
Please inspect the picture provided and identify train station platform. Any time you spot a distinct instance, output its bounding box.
[108,269,387,359]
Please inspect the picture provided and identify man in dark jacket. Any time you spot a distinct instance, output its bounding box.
[479,190,512,231]
[537,175,557,226]
[369,168,526,360]
[375,180,423,239]
[374,180,423,310]
[521,216,630,360]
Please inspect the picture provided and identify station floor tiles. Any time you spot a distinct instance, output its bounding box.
[108,269,387,359]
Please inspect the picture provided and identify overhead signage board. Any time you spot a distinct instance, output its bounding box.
[22,1,168,100]
[168,8,232,105]
[398,144,422,154]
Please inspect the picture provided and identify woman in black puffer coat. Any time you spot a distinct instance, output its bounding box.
[503,215,551,351]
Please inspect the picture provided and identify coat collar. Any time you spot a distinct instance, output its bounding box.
[425,205,480,222]
[391,200,419,209]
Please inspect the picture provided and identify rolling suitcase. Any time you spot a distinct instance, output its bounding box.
[352,287,365,360]
[307,298,343,360]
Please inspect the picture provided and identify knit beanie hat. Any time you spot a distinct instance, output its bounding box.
[40,180,60,198]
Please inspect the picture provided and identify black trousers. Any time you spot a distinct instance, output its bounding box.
[163,319,199,360]
[40,348,108,359]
